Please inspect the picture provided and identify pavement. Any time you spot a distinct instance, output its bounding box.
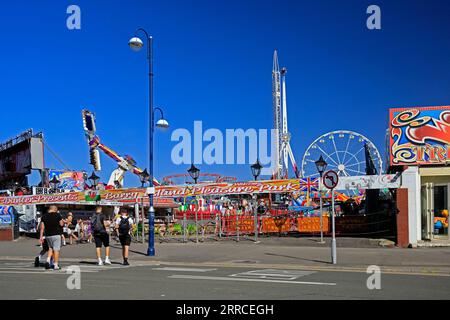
[0,237,450,299]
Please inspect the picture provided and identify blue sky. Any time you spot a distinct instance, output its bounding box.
[1,0,450,186]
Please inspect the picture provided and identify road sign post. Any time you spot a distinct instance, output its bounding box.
[323,170,339,265]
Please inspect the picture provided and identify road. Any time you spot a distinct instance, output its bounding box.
[0,259,449,300]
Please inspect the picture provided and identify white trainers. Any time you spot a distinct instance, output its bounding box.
[104,258,111,265]
[97,260,104,266]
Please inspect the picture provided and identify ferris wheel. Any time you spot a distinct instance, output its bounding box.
[301,130,383,179]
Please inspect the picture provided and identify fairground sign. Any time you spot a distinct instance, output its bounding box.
[333,174,401,191]
[154,179,300,198]
[0,179,300,206]
[389,106,450,166]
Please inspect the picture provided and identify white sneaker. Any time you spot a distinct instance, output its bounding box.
[97,260,104,266]
[104,258,111,265]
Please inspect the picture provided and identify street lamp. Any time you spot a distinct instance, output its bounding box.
[49,176,60,192]
[88,171,100,189]
[188,164,200,184]
[139,169,150,187]
[315,155,328,175]
[315,155,328,244]
[129,28,170,256]
[250,159,263,181]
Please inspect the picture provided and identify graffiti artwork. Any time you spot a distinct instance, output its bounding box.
[389,106,450,165]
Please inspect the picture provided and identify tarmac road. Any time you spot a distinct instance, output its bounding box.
[1,238,450,300]
[0,259,449,300]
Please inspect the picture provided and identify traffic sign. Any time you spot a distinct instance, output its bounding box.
[323,170,339,190]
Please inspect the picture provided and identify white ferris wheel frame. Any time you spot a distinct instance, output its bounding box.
[300,130,383,179]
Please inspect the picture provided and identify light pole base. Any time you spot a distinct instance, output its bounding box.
[331,238,337,264]
[147,247,155,256]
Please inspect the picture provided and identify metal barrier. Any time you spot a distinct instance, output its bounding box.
[148,208,396,243]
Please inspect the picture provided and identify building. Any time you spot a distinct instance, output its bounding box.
[388,106,450,246]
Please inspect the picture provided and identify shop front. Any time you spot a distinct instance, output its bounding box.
[420,167,449,240]
[389,106,450,245]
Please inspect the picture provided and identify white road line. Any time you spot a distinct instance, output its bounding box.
[168,275,336,286]
[230,269,316,280]
[0,271,69,275]
[153,267,217,272]
[0,267,99,273]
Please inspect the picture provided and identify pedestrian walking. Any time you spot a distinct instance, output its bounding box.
[66,212,79,245]
[114,208,134,266]
[39,205,64,270]
[34,216,53,268]
[91,206,111,266]
[74,218,83,243]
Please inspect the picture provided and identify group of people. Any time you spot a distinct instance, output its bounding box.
[35,205,135,270]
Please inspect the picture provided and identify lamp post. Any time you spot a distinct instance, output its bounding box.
[49,176,60,193]
[129,29,170,256]
[188,164,200,184]
[88,171,100,190]
[250,159,262,181]
[315,155,327,244]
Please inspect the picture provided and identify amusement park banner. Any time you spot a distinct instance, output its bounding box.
[0,179,300,206]
[389,106,450,166]
[154,179,300,198]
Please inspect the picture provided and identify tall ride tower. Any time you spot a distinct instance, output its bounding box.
[272,50,299,179]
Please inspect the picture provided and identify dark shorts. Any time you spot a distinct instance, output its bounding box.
[42,239,49,252]
[119,234,131,247]
[94,233,110,248]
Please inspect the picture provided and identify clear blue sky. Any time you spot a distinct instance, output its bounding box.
[1,0,449,186]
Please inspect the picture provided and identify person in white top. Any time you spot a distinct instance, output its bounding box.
[114,208,134,266]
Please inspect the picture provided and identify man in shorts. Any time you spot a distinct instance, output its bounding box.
[39,205,64,270]
[91,206,111,266]
[114,208,134,266]
[34,215,53,268]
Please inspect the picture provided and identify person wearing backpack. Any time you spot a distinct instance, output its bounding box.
[114,208,134,266]
[91,206,111,266]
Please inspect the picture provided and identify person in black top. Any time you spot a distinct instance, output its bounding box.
[91,206,111,266]
[39,205,64,270]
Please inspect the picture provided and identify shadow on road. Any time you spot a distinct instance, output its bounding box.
[264,252,330,264]
[110,245,148,257]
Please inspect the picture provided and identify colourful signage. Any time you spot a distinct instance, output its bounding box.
[389,106,450,166]
[0,179,300,206]
[49,170,86,191]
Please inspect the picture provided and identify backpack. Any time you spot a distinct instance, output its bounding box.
[92,214,105,234]
[118,216,131,235]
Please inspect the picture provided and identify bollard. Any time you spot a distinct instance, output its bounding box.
[141,201,145,245]
[236,211,240,242]
[195,209,199,243]
[254,208,258,243]
[183,212,187,243]
[219,211,222,238]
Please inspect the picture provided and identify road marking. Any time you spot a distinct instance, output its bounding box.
[0,271,68,275]
[153,267,217,272]
[168,275,336,286]
[230,269,316,280]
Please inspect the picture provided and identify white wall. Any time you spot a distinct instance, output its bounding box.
[401,167,421,246]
